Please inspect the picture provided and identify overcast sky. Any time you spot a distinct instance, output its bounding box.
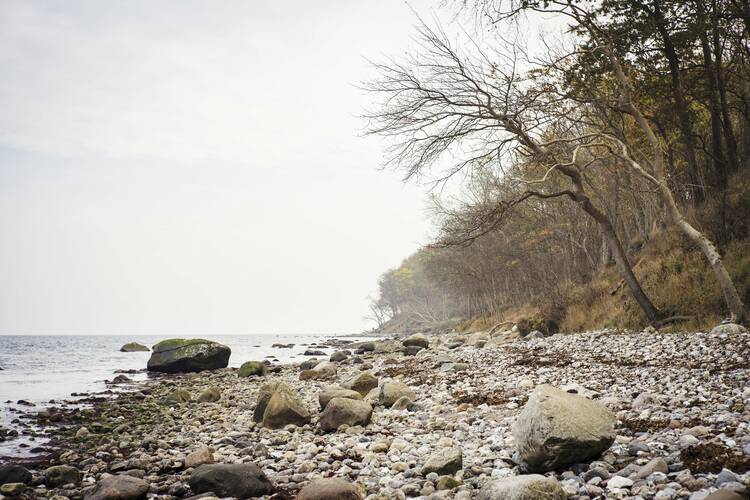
[0,0,451,335]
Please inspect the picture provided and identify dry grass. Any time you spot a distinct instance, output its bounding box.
[561,231,750,332]
[452,229,750,335]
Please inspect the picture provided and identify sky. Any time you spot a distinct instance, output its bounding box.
[0,0,447,335]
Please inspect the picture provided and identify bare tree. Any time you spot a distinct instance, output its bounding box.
[497,0,747,323]
[363,21,664,324]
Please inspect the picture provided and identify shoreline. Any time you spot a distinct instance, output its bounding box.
[2,328,749,499]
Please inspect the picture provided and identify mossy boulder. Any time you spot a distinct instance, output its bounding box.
[238,361,267,378]
[147,338,230,373]
[120,342,149,352]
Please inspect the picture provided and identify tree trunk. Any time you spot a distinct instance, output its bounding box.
[659,182,746,322]
[579,197,662,325]
[649,0,704,202]
[697,0,729,191]
[603,43,747,323]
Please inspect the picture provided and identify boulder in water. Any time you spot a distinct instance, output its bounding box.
[147,339,230,373]
[120,342,149,352]
[513,384,616,472]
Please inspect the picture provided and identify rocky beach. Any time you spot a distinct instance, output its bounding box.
[1,325,749,500]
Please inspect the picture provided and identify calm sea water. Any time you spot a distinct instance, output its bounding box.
[0,333,376,457]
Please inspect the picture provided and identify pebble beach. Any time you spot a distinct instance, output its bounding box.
[1,325,750,500]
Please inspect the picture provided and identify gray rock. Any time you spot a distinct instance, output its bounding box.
[45,465,81,487]
[635,458,669,479]
[253,381,283,422]
[299,358,319,370]
[238,361,266,377]
[119,342,149,352]
[262,383,310,429]
[709,323,748,335]
[391,396,416,410]
[319,397,373,432]
[715,469,740,487]
[477,474,566,500]
[146,339,230,373]
[196,386,221,403]
[0,464,31,485]
[83,474,149,500]
[299,361,337,381]
[164,388,192,405]
[380,381,416,408]
[188,463,273,498]
[703,491,745,500]
[403,345,425,356]
[330,350,349,362]
[296,478,363,499]
[421,447,462,476]
[341,371,378,396]
[318,386,363,410]
[403,333,429,349]
[513,384,616,472]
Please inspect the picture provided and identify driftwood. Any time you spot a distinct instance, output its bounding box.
[488,320,515,336]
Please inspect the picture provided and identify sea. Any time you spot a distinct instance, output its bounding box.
[0,333,378,458]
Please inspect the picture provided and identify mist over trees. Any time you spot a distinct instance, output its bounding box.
[365,0,750,333]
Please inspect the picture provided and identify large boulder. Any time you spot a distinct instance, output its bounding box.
[477,474,566,500]
[380,380,416,408]
[188,463,273,498]
[421,447,463,476]
[319,398,373,432]
[262,383,311,429]
[238,361,267,378]
[341,371,378,396]
[253,381,283,422]
[83,474,149,500]
[402,333,429,349]
[0,464,31,485]
[119,342,149,352]
[296,478,363,500]
[318,386,363,410]
[147,339,230,373]
[513,384,616,472]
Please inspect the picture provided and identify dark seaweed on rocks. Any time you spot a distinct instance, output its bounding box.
[680,443,750,473]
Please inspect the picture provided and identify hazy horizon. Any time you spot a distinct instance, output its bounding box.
[0,1,442,335]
